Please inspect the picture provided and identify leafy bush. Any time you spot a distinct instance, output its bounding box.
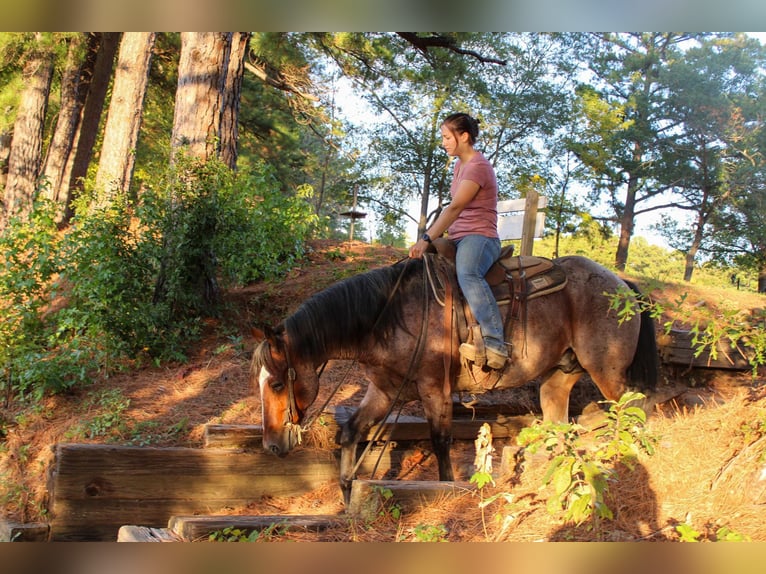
[0,158,315,403]
[516,392,656,527]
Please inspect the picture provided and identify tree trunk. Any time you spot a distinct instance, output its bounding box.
[171,32,230,162]
[41,33,88,220]
[0,131,10,191]
[683,191,711,282]
[59,32,119,224]
[220,32,250,170]
[2,34,54,227]
[759,265,766,294]
[615,175,637,272]
[94,32,155,205]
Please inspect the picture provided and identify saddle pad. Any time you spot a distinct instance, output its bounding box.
[490,258,567,302]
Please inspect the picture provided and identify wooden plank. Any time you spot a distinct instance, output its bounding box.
[117,525,182,542]
[168,514,347,541]
[205,411,536,450]
[347,479,475,522]
[0,520,49,542]
[47,443,340,541]
[47,440,435,541]
[657,329,753,370]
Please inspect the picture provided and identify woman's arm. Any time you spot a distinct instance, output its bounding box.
[409,178,480,259]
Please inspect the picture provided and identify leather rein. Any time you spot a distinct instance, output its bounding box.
[275,256,431,462]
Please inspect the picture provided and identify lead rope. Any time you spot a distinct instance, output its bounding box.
[349,255,431,480]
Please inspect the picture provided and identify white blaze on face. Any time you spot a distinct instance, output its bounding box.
[258,365,271,421]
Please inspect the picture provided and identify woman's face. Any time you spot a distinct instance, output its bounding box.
[440,125,468,157]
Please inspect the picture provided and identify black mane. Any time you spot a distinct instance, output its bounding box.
[282,258,423,363]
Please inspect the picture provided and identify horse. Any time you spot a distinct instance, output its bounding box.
[251,250,658,503]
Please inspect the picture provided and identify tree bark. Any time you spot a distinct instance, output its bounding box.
[94,32,155,205]
[41,33,88,220]
[171,32,231,162]
[0,131,10,191]
[2,33,54,227]
[60,32,119,223]
[220,32,250,170]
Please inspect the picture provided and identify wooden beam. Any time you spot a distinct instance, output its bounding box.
[657,329,754,370]
[117,525,182,542]
[47,443,339,541]
[47,440,438,541]
[347,479,475,522]
[0,520,49,542]
[168,514,348,541]
[204,410,536,450]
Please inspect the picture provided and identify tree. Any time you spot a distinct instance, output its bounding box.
[56,32,119,224]
[2,33,54,227]
[572,33,696,271]
[40,33,88,222]
[94,32,155,204]
[220,32,251,169]
[170,32,231,161]
[654,33,765,281]
[705,67,766,291]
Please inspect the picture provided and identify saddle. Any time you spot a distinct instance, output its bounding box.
[424,237,568,392]
[427,236,567,312]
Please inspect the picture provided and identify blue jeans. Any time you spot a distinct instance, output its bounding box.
[454,235,506,355]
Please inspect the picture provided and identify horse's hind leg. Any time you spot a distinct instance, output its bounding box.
[539,370,582,423]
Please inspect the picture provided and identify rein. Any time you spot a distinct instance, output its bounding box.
[281,255,420,447]
[348,254,431,480]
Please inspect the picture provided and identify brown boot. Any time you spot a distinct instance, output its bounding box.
[459,343,507,370]
[484,347,508,370]
[459,342,486,366]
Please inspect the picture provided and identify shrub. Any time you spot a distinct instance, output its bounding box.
[0,158,315,403]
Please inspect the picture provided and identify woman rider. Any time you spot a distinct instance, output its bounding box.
[408,112,507,370]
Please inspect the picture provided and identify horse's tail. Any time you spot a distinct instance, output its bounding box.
[624,279,659,392]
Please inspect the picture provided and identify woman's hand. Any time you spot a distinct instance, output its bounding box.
[408,238,429,259]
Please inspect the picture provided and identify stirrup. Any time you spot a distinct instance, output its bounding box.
[459,342,485,365]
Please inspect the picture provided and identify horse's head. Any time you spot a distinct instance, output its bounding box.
[251,327,319,457]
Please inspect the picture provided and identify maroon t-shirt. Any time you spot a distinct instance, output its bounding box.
[447,152,499,240]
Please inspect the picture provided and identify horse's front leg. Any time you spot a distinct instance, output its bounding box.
[419,380,455,481]
[338,383,395,506]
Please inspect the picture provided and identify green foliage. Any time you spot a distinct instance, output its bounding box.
[0,158,314,404]
[208,523,287,542]
[0,200,66,400]
[371,485,402,522]
[516,392,655,527]
[675,522,752,542]
[411,523,448,542]
[598,247,766,375]
[65,389,131,440]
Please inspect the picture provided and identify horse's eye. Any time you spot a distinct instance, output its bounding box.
[270,380,285,392]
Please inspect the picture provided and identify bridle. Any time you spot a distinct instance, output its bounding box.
[266,255,431,476]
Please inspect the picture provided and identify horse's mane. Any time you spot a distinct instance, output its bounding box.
[282,258,423,363]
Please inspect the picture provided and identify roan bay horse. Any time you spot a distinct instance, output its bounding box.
[251,247,658,503]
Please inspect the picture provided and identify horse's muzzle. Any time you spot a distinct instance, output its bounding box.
[268,443,289,457]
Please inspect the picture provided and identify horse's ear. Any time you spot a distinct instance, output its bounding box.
[251,325,273,343]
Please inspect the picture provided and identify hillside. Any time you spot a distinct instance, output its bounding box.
[1,239,765,542]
